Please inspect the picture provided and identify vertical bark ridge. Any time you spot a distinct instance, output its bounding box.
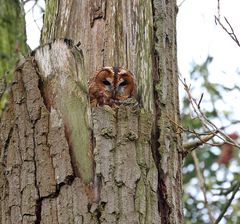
[91,104,160,224]
[152,0,183,223]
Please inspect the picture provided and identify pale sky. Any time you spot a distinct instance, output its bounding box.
[24,0,44,49]
[177,0,240,83]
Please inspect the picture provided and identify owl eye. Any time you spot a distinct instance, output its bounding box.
[102,80,111,85]
[119,80,128,86]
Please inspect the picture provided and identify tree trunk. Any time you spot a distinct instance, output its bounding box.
[0,0,183,223]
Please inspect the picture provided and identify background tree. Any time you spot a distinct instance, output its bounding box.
[176,0,240,223]
[182,57,240,224]
[0,0,183,224]
[0,0,27,113]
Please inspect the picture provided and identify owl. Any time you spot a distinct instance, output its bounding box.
[88,66,136,107]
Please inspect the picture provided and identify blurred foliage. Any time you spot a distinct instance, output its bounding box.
[0,0,27,115]
[182,56,240,223]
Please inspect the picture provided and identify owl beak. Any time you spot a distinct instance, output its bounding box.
[112,89,116,97]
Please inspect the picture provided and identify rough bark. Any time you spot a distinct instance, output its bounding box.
[152,1,183,222]
[0,0,183,223]
[0,41,161,223]
[42,0,155,113]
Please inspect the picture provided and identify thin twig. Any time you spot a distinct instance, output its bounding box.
[215,16,240,47]
[178,0,188,8]
[214,182,240,224]
[197,93,204,108]
[217,0,220,19]
[178,75,240,149]
[183,132,216,152]
[192,151,215,223]
[214,182,239,196]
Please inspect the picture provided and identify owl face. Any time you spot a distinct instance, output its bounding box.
[89,66,136,107]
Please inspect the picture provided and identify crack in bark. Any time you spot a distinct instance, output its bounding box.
[38,78,50,112]
[34,181,71,224]
[90,0,107,27]
[30,69,49,223]
[32,128,41,224]
[32,119,42,224]
[0,127,13,165]
[34,173,75,224]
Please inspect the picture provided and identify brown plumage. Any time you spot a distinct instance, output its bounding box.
[88,66,136,107]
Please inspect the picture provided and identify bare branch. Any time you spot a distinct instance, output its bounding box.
[215,16,240,47]
[183,132,216,152]
[179,72,240,221]
[192,151,215,223]
[197,93,204,108]
[214,182,240,224]
[178,75,240,149]
[217,0,220,19]
[212,182,239,196]
[178,0,188,8]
